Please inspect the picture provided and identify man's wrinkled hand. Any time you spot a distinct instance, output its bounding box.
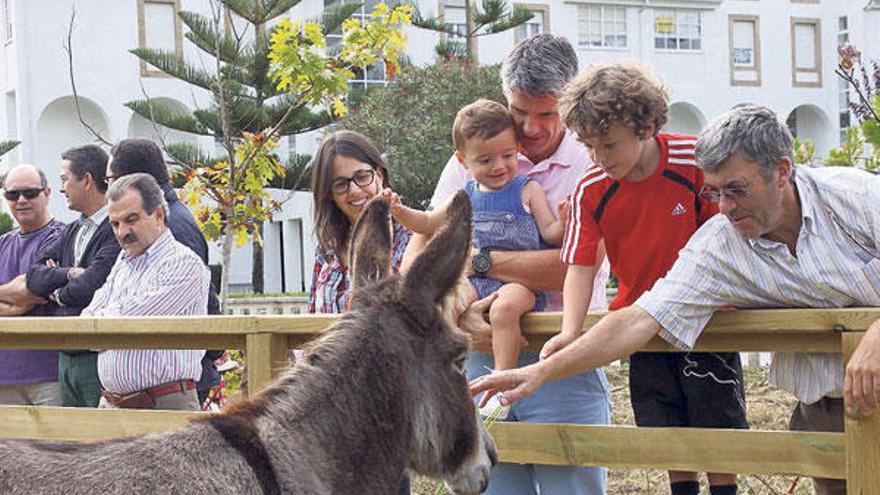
[845,329,880,417]
[540,331,578,360]
[469,365,544,407]
[67,268,86,279]
[458,292,528,354]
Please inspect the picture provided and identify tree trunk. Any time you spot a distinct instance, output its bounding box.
[252,223,264,294]
[465,0,478,63]
[219,222,235,313]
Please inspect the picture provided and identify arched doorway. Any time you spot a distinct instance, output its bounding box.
[36,96,110,221]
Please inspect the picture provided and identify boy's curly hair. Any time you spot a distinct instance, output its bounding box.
[559,61,669,140]
[452,99,515,152]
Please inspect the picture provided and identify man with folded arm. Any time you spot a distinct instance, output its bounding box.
[84,173,209,411]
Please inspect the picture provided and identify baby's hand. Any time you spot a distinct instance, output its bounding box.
[557,195,571,223]
[380,188,402,209]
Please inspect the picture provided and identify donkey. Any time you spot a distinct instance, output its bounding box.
[0,191,496,495]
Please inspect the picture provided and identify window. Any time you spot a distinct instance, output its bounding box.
[578,5,626,49]
[654,10,701,51]
[2,0,12,44]
[513,4,549,44]
[790,18,822,88]
[440,4,468,41]
[325,0,388,89]
[137,0,183,77]
[837,16,850,142]
[729,15,760,86]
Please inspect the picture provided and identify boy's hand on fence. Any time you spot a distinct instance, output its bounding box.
[540,331,578,360]
[844,323,880,416]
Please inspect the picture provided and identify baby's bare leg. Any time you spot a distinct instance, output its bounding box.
[488,283,536,371]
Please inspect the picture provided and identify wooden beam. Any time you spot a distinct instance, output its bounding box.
[0,406,195,441]
[843,333,880,495]
[489,422,845,479]
[246,333,289,395]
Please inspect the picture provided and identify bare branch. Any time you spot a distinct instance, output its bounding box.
[65,8,113,146]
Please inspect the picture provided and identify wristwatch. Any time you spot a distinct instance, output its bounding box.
[471,248,492,275]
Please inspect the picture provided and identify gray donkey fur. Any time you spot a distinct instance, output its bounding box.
[0,191,497,495]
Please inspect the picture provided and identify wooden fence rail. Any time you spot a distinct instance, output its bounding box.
[0,308,877,494]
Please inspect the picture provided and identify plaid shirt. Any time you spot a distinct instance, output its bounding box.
[308,224,411,314]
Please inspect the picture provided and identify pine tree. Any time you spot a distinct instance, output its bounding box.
[407,0,532,62]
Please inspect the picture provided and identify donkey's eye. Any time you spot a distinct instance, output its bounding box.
[453,354,467,375]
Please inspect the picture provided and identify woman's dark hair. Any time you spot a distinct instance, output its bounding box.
[311,130,392,255]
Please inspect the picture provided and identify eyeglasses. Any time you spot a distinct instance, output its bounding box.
[699,176,758,203]
[331,169,376,195]
[3,188,45,201]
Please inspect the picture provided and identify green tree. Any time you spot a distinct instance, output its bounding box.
[407,0,532,63]
[132,0,410,307]
[340,58,504,208]
[0,141,20,158]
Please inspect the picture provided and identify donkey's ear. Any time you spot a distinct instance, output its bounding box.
[349,196,393,290]
[402,190,471,305]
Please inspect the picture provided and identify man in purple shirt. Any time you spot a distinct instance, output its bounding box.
[0,164,65,405]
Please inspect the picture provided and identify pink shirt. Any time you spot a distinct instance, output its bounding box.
[430,129,610,311]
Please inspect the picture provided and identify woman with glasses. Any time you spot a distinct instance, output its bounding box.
[307,130,412,493]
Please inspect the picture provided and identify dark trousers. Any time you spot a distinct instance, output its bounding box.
[789,397,846,495]
[398,474,410,494]
[58,352,101,407]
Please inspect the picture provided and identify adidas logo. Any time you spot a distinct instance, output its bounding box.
[671,203,687,216]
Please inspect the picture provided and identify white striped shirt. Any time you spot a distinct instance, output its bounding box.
[84,229,209,394]
[635,166,880,404]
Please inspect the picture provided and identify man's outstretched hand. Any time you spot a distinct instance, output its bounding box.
[469,364,546,407]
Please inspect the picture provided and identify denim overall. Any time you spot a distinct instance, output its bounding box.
[465,175,546,311]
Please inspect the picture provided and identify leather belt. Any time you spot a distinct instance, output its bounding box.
[101,379,196,409]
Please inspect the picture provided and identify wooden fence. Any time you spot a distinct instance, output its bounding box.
[0,308,877,494]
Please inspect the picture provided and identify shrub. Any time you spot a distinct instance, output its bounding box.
[0,212,13,236]
[340,59,506,208]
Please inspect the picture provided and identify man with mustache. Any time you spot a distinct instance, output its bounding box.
[0,164,65,405]
[86,173,209,411]
[471,105,880,495]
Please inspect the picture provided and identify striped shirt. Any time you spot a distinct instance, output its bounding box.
[84,229,210,394]
[635,166,880,404]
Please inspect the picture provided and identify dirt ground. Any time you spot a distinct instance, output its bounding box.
[415,363,817,495]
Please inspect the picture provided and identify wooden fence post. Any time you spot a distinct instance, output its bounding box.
[843,332,880,495]
[246,333,288,395]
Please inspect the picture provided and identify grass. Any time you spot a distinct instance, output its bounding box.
[414,363,815,495]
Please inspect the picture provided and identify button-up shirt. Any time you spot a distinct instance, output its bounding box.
[84,229,210,394]
[636,166,880,404]
[430,129,610,311]
[73,205,107,266]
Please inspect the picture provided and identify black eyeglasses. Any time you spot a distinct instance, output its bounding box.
[331,169,376,195]
[699,176,758,203]
[3,188,45,201]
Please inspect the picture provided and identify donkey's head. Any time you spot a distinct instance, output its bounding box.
[347,191,496,494]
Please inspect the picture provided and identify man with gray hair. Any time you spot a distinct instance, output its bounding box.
[84,173,209,411]
[407,34,612,494]
[471,104,880,495]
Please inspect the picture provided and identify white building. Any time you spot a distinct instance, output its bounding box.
[1,0,878,293]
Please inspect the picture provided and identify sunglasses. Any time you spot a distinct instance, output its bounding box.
[331,169,376,196]
[3,188,45,201]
